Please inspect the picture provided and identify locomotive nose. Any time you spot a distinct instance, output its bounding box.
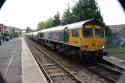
[92,43,95,47]
[81,38,105,51]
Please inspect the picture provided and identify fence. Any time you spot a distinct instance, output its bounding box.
[105,37,125,48]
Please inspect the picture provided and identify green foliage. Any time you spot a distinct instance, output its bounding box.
[53,12,61,26]
[0,31,19,38]
[37,18,53,30]
[112,47,125,55]
[37,12,61,30]
[3,31,9,36]
[105,26,112,37]
[62,8,75,25]
[62,0,103,24]
[11,32,18,38]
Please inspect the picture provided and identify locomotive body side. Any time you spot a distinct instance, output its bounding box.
[27,19,105,61]
[38,26,67,44]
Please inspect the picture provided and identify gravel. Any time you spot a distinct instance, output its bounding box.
[31,41,109,83]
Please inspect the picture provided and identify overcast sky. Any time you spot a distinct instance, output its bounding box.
[0,0,125,29]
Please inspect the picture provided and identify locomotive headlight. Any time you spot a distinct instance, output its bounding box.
[102,46,105,49]
[83,45,88,49]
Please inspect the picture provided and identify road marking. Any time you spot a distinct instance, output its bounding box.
[3,54,15,78]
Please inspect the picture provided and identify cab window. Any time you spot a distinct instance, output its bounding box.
[83,28,93,37]
[93,25,104,38]
[95,28,104,37]
[72,29,79,37]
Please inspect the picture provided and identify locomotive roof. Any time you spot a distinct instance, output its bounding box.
[32,31,40,34]
[39,19,103,33]
[66,19,103,29]
[40,26,64,32]
[26,31,40,36]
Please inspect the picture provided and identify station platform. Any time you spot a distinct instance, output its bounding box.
[0,38,22,83]
[22,38,48,83]
[103,56,125,70]
[104,49,125,70]
[1,37,125,83]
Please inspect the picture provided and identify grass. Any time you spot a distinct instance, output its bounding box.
[112,47,125,55]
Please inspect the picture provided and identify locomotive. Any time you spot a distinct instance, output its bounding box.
[26,19,105,61]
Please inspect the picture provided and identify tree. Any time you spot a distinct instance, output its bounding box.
[53,12,61,26]
[37,12,61,30]
[72,0,103,22]
[37,18,53,30]
[105,26,112,37]
[62,4,75,25]
[26,27,31,33]
[62,0,103,24]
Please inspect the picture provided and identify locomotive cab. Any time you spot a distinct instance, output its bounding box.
[81,24,105,52]
[67,20,105,60]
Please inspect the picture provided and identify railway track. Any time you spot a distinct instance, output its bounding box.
[86,61,123,83]
[25,38,123,83]
[25,38,83,83]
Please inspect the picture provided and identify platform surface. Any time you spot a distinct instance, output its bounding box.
[0,38,48,83]
[103,56,125,70]
[104,49,125,70]
[0,38,22,83]
[22,38,48,83]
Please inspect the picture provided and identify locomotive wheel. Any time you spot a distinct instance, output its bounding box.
[51,44,56,51]
[71,49,79,61]
[77,50,85,63]
[83,52,91,62]
[96,50,103,61]
[58,45,64,53]
[79,52,96,63]
[71,54,78,61]
[62,46,69,57]
[84,52,99,62]
[63,46,68,56]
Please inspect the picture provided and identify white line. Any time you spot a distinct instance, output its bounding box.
[3,54,15,78]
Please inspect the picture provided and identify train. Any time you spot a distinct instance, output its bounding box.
[26,19,105,62]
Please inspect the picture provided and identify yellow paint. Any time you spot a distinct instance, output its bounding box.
[67,24,105,52]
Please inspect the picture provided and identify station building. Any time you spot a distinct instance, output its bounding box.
[5,26,21,33]
[0,24,21,33]
[0,24,6,33]
[109,24,125,38]
[108,24,125,46]
[109,24,125,34]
